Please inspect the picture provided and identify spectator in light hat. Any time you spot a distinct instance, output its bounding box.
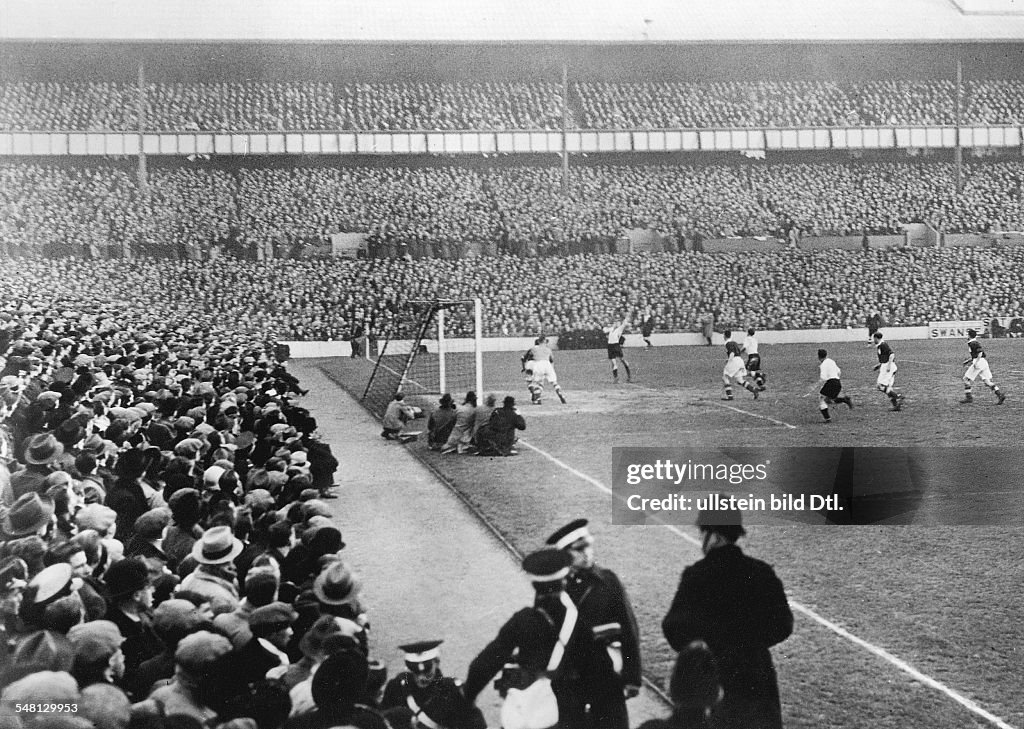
[178,525,243,612]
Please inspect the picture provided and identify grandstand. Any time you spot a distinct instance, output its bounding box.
[2,3,1024,729]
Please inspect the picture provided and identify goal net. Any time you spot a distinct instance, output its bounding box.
[362,299,483,419]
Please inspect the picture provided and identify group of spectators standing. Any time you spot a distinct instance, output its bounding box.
[8,78,1024,131]
[5,159,1024,259]
[3,246,1023,344]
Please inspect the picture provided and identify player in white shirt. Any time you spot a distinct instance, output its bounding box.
[521,336,566,405]
[742,328,766,391]
[817,348,853,422]
[721,330,758,400]
[604,317,632,383]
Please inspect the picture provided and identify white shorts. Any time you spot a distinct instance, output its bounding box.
[876,362,897,389]
[723,357,747,381]
[964,357,992,383]
[530,360,558,385]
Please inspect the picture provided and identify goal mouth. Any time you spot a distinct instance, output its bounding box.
[362,299,483,419]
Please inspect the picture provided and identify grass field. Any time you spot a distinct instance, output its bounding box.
[317,337,1024,729]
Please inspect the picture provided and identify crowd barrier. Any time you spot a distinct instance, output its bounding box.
[281,326,935,359]
[1,124,1021,157]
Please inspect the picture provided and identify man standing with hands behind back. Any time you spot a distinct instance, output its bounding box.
[662,507,793,729]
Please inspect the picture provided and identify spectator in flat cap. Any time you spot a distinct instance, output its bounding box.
[41,593,86,633]
[0,630,75,686]
[103,556,162,676]
[464,549,593,729]
[248,601,298,680]
[126,508,171,562]
[132,598,210,699]
[66,619,126,690]
[662,506,792,729]
[79,683,132,729]
[75,503,117,539]
[546,518,642,729]
[135,631,233,726]
[0,670,81,725]
[178,526,243,613]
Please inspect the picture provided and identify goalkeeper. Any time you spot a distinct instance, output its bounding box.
[521,336,566,405]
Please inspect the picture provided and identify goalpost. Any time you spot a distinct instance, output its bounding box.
[362,299,483,418]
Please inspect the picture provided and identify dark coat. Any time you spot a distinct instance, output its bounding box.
[464,593,593,729]
[475,406,525,456]
[106,479,149,542]
[662,544,793,729]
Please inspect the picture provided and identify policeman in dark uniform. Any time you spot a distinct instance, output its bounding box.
[546,519,641,729]
[381,640,485,729]
[662,507,793,729]
[463,549,592,729]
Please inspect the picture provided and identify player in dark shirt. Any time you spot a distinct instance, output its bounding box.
[871,332,904,411]
[961,328,1006,404]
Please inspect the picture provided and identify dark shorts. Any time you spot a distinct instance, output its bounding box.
[607,343,623,360]
[746,353,762,371]
[641,322,654,337]
[820,379,842,399]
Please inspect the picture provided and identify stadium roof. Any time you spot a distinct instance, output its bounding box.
[4,0,1024,44]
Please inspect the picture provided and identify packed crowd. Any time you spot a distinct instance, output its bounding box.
[3,243,1023,344]
[7,78,1024,131]
[0,282,521,729]
[4,159,1024,259]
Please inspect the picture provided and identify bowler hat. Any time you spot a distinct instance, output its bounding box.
[103,557,149,598]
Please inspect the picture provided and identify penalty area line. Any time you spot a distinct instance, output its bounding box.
[519,437,1017,729]
[708,401,797,429]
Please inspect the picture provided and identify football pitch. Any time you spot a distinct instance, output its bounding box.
[317,337,1024,729]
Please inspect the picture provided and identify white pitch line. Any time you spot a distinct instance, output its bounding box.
[517,437,1018,729]
[708,400,798,429]
[900,359,948,367]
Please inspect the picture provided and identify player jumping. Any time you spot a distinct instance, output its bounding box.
[722,329,759,400]
[521,336,566,404]
[960,328,1006,405]
[871,331,904,411]
[605,317,632,383]
[742,327,766,391]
